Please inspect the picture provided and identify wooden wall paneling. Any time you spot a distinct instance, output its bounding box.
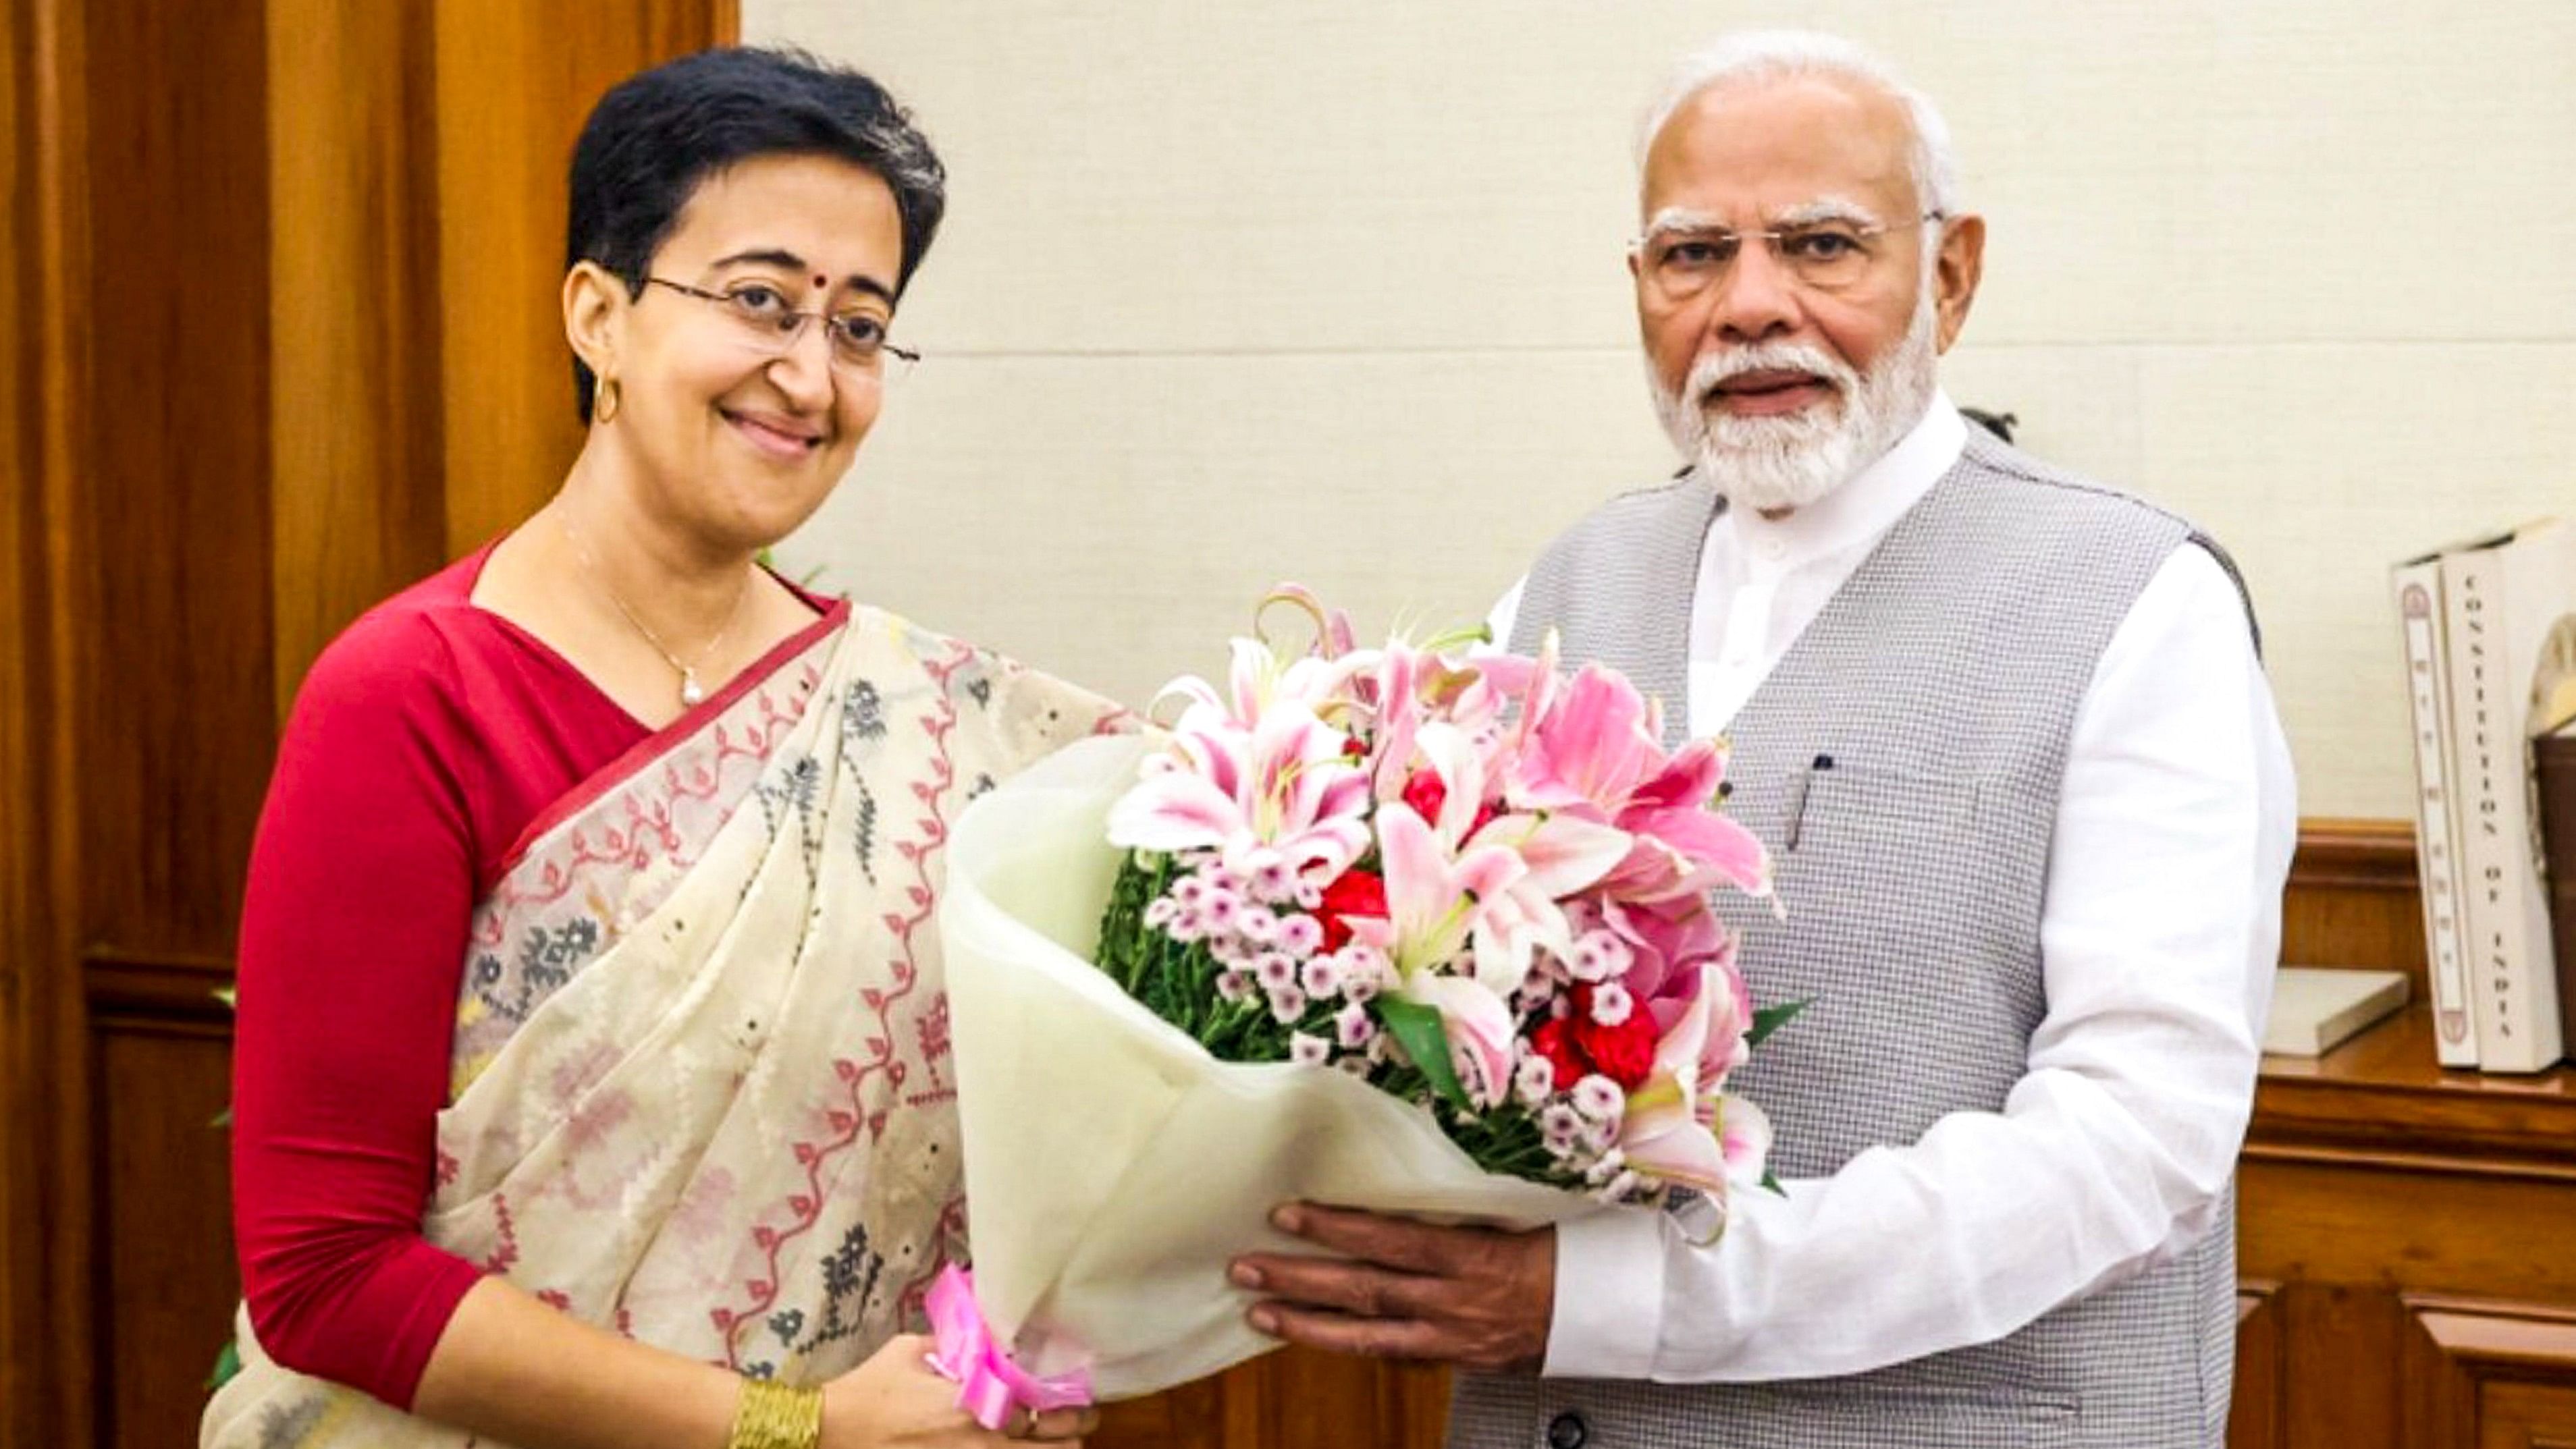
[2402,1298,2576,1448]
[74,0,275,959]
[265,0,446,711]
[2280,818,2425,986]
[3,0,96,1442]
[86,1009,237,1449]
[2231,1283,2286,1449]
[74,0,273,1438]
[3,0,40,1434]
[430,0,736,554]
[2271,1284,2407,1449]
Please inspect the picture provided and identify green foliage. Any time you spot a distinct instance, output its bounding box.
[205,1338,241,1392]
[1374,997,1468,1111]
[1096,854,1293,1060]
[1747,997,1809,1049]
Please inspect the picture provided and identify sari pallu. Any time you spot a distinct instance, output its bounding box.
[205,605,1127,1448]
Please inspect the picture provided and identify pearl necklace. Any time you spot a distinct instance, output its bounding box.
[559,512,751,708]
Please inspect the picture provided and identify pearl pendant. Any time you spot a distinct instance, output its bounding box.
[679,670,707,707]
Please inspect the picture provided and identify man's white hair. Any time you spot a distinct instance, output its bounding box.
[1636,30,1960,218]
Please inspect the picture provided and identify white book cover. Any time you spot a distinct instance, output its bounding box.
[2264,967,2411,1058]
[2441,522,2574,1072]
[2392,557,2478,1066]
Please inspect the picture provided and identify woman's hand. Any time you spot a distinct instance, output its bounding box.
[820,1335,1096,1448]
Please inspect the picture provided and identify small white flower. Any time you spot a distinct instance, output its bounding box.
[1200,861,1247,898]
[1300,956,1345,1000]
[1202,889,1240,929]
[1581,1113,1619,1155]
[1166,906,1207,943]
[1208,933,1252,966]
[1539,1103,1584,1154]
[1513,1056,1557,1108]
[1214,969,1254,1004]
[1569,928,1634,983]
[1247,854,1301,905]
[1173,875,1208,909]
[1336,944,1391,991]
[1235,908,1278,947]
[1291,878,1324,911]
[1253,952,1297,991]
[1276,912,1325,958]
[1336,1002,1377,1049]
[1588,981,1634,1028]
[1268,985,1308,1024]
[1291,1033,1332,1067]
[1571,1074,1626,1124]
[1144,897,1179,929]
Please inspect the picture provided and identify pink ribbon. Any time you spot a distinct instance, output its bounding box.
[923,1265,1095,1431]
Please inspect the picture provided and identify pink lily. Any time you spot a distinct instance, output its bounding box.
[1106,702,1371,879]
[1617,960,1765,1191]
[1599,738,1771,902]
[1383,723,1632,995]
[1457,811,1633,994]
[1506,663,1664,819]
[1360,802,1525,979]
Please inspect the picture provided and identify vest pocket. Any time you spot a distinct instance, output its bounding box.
[1778,760,1979,861]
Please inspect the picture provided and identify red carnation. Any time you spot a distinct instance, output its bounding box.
[1572,1008,1660,1091]
[1528,1016,1589,1093]
[1400,770,1448,824]
[1315,868,1387,952]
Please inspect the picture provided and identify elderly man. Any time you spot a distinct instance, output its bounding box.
[1229,30,2297,1449]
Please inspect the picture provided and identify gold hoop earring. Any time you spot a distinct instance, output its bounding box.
[595,377,622,425]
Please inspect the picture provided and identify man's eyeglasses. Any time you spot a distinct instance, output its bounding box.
[644,277,919,375]
[1632,211,1945,303]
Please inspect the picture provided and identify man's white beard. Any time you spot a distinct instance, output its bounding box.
[1648,294,1941,515]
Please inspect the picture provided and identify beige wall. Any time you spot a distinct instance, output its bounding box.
[751,0,2576,821]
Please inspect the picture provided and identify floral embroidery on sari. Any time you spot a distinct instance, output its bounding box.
[205,607,1128,1448]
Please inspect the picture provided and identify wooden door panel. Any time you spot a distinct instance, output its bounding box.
[2405,1299,2576,1449]
[89,1017,237,1449]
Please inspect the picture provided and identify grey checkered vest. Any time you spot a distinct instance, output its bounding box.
[1461,428,2253,1449]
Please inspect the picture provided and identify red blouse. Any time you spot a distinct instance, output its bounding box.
[231,544,820,1408]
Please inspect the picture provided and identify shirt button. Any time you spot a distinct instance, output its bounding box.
[1546,1411,1590,1449]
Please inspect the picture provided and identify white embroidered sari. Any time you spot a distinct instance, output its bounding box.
[204,604,1125,1448]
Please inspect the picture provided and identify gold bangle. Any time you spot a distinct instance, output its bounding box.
[728,1377,824,1449]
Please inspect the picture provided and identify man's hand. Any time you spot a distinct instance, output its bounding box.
[1228,1203,1555,1373]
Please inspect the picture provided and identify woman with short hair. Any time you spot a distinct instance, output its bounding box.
[208,47,1114,1449]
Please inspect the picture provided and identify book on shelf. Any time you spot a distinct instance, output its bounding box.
[2391,555,2479,1066]
[2435,520,2576,1072]
[2263,967,2411,1058]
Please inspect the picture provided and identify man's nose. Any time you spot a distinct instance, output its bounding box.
[1706,242,1801,345]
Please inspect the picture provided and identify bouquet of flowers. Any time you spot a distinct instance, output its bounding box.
[938,589,1788,1399]
[1097,588,1784,1203]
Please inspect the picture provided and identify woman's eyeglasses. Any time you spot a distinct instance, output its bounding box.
[644,277,919,375]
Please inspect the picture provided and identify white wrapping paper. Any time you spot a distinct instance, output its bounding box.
[940,734,1603,1398]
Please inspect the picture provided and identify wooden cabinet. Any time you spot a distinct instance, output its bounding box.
[2234,1004,2576,1449]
